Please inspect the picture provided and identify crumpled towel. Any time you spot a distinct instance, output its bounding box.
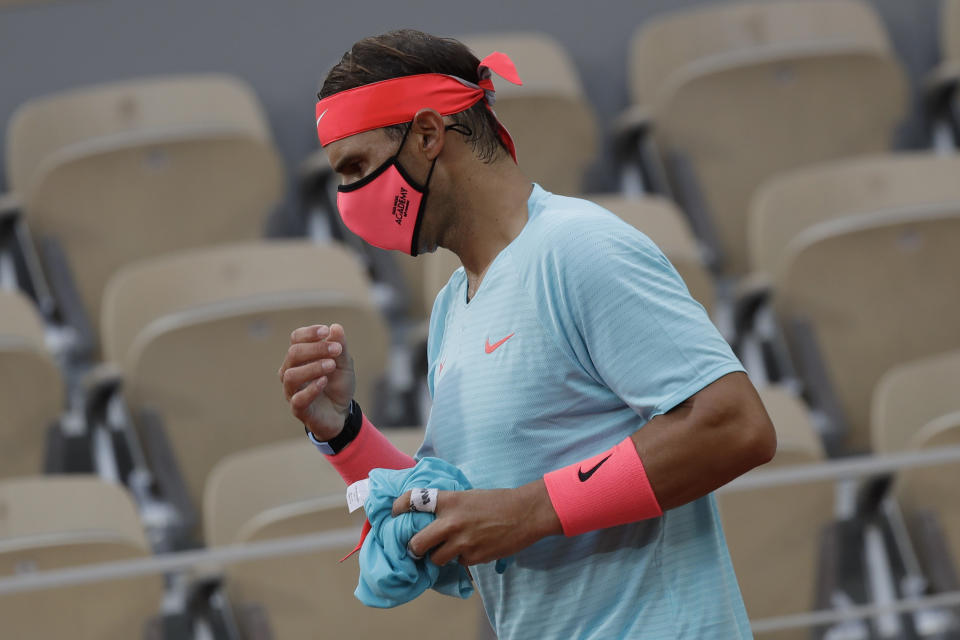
[355,457,475,608]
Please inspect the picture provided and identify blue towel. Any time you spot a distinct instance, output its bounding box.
[355,457,476,608]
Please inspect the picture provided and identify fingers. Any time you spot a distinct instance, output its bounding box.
[289,324,330,344]
[427,540,460,568]
[327,323,351,368]
[290,376,327,419]
[392,490,413,517]
[405,518,452,563]
[278,335,343,376]
[282,359,337,400]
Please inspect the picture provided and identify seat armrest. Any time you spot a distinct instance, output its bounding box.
[0,192,21,223]
[910,509,960,594]
[611,104,653,149]
[137,408,198,544]
[81,362,124,427]
[789,317,850,455]
[732,272,772,336]
[923,61,960,106]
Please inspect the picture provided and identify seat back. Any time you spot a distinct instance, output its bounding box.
[629,0,891,109]
[750,154,960,279]
[872,348,960,454]
[204,430,485,639]
[0,476,163,639]
[633,1,906,276]
[589,195,715,314]
[717,386,832,638]
[773,207,960,451]
[895,411,960,567]
[15,76,283,333]
[105,242,390,508]
[460,32,598,195]
[0,289,62,478]
[6,74,271,193]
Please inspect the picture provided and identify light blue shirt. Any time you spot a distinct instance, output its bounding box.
[418,185,751,639]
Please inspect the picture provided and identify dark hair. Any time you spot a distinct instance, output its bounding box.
[319,29,508,163]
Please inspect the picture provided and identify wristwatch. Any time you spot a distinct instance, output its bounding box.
[305,399,362,455]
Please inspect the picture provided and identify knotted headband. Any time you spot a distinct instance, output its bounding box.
[315,51,522,161]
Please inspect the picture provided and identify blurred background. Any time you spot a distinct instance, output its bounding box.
[1,0,959,638]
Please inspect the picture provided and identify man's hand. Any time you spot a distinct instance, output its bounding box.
[279,323,356,441]
[390,480,562,567]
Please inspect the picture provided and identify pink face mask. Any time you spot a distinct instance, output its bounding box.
[335,126,439,256]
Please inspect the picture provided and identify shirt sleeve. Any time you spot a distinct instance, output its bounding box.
[532,212,744,422]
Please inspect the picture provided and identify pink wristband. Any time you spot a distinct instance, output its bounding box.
[324,414,415,485]
[543,437,662,537]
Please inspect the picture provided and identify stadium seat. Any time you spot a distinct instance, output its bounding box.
[717,386,833,639]
[872,348,960,454]
[6,74,284,336]
[459,32,598,196]
[0,475,164,639]
[0,288,62,478]
[203,429,487,639]
[749,153,960,284]
[894,411,960,570]
[771,205,960,452]
[100,240,390,509]
[619,0,907,276]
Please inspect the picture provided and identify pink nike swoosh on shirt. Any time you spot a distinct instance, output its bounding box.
[484,333,515,354]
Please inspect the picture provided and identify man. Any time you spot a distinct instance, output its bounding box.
[279,30,776,639]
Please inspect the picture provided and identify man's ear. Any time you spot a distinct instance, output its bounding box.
[410,108,446,161]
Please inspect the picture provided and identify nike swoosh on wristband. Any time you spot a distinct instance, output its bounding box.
[578,454,612,482]
[484,332,515,354]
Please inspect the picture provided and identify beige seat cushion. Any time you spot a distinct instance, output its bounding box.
[0,290,63,478]
[0,476,163,640]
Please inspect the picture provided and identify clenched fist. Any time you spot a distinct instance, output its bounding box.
[279,323,356,441]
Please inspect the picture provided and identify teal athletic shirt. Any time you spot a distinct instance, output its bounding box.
[417,185,752,639]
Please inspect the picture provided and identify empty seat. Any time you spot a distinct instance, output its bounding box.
[622,0,907,276]
[0,289,62,478]
[894,411,960,567]
[0,475,164,639]
[101,241,390,508]
[204,429,486,639]
[750,153,960,283]
[8,75,284,334]
[717,386,833,639]
[772,206,960,452]
[459,32,598,195]
[871,348,960,454]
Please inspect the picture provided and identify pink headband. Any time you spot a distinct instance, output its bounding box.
[315,51,522,161]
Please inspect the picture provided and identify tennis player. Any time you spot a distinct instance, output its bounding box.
[279,30,776,639]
